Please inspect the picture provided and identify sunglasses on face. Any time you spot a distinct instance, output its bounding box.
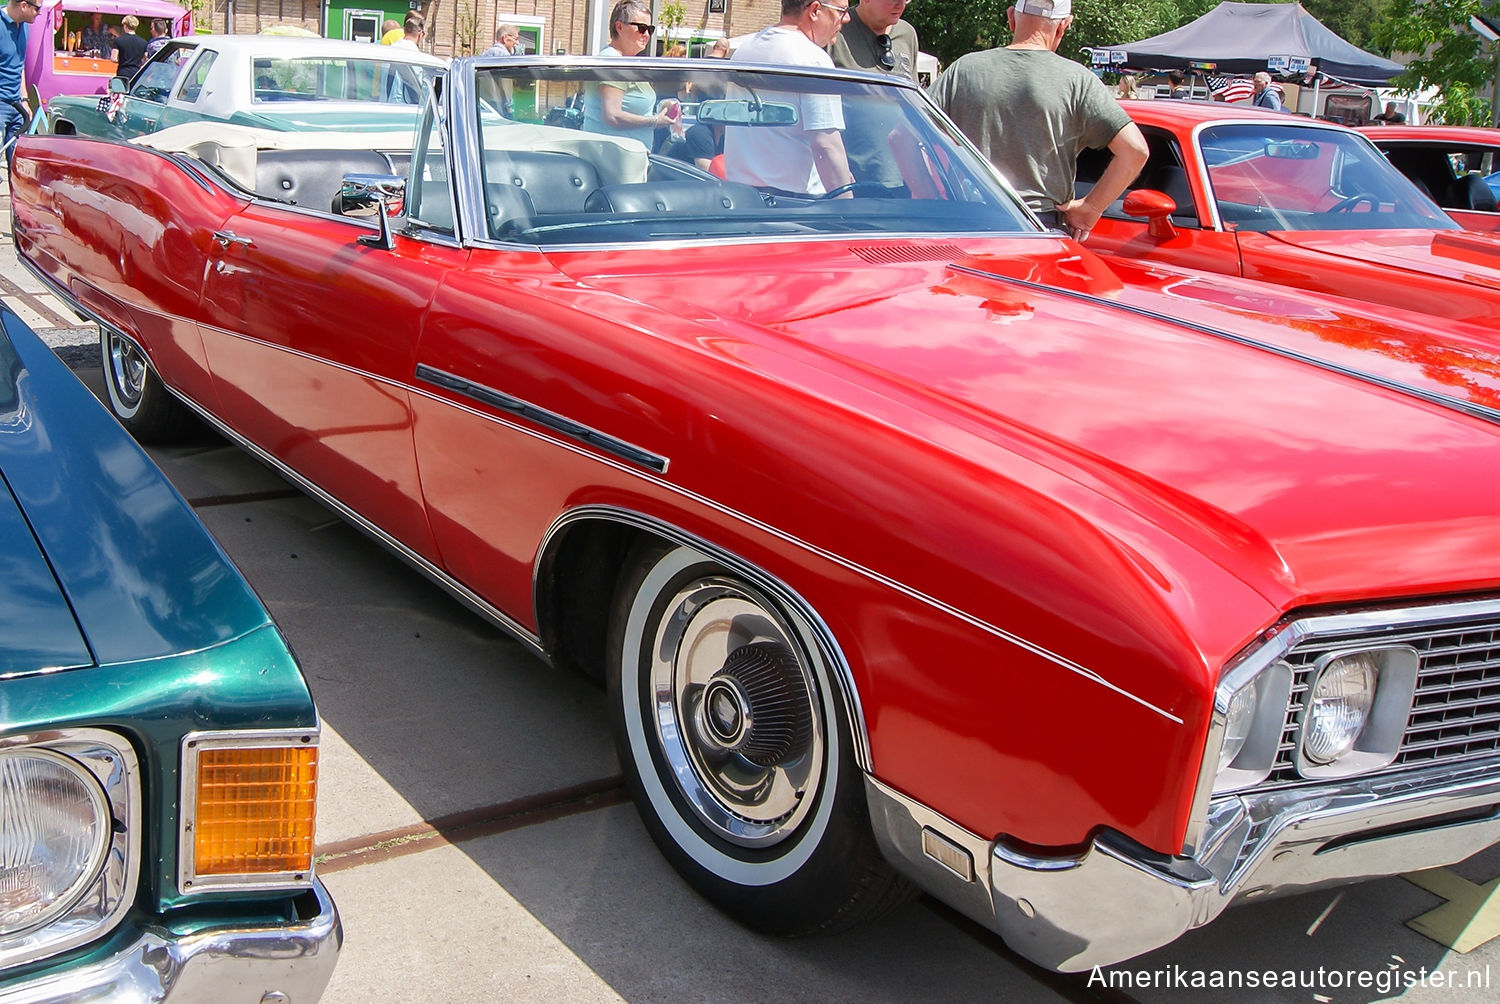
[629,22,656,34]
[17,1,39,9]
[876,33,896,71]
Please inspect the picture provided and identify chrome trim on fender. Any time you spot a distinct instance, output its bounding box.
[0,729,140,972]
[542,505,874,772]
[868,756,1500,972]
[0,880,341,1004]
[416,364,669,473]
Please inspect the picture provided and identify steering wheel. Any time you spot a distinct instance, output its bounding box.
[818,181,898,200]
[1329,192,1380,213]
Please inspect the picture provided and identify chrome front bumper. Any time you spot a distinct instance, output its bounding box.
[866,757,1500,972]
[0,880,341,1003]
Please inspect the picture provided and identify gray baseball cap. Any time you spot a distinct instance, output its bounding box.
[1015,0,1071,17]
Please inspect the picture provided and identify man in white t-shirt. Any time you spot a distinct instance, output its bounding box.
[725,0,855,196]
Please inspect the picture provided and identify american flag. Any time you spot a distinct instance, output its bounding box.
[94,92,127,123]
[1207,76,1283,105]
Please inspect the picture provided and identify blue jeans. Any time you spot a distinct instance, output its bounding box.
[2,100,26,166]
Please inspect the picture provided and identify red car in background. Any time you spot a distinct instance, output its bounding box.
[1359,123,1500,233]
[1083,100,1500,326]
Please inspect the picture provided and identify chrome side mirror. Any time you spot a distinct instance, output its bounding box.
[335,173,406,250]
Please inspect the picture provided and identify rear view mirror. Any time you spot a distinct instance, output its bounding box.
[1265,140,1319,160]
[696,99,799,127]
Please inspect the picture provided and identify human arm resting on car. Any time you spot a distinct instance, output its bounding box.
[598,83,671,131]
[810,128,855,198]
[1058,122,1149,241]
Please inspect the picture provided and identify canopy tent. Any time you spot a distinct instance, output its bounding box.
[1096,2,1404,87]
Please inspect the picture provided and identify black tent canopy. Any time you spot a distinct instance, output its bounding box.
[1096,1,1404,86]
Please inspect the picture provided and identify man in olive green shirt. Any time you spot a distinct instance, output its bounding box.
[828,0,920,189]
[931,0,1147,242]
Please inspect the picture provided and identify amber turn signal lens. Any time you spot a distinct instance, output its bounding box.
[193,745,317,876]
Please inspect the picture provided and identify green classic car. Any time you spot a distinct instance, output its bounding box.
[45,33,442,141]
[0,308,340,999]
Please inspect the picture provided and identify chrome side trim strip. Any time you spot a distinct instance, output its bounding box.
[415,363,669,473]
[954,262,1500,431]
[25,247,1173,723]
[541,505,874,771]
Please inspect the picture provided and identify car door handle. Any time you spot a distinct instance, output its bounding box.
[212,230,254,248]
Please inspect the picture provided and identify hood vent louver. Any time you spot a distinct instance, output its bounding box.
[848,243,971,265]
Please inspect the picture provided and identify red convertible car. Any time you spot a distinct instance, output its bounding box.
[14,58,1500,972]
[1083,100,1500,325]
[1358,123,1500,233]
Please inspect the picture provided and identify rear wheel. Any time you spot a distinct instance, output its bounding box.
[607,541,911,934]
[101,328,192,443]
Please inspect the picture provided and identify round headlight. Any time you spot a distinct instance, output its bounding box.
[0,749,111,937]
[1303,653,1378,765]
[1217,683,1258,774]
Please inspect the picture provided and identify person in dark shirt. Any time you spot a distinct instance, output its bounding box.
[109,15,148,82]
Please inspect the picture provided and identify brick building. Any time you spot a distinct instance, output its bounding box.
[195,0,786,60]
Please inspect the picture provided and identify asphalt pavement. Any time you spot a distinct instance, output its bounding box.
[6,172,1500,1003]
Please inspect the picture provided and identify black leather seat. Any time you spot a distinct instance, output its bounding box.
[582,182,764,214]
[255,150,396,212]
[1456,173,1499,212]
[485,184,538,238]
[485,151,601,213]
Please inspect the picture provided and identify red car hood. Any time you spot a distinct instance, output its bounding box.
[546,237,1500,608]
[1263,228,1500,290]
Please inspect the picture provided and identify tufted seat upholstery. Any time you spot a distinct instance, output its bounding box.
[582,181,765,214]
[255,150,397,212]
[485,151,602,213]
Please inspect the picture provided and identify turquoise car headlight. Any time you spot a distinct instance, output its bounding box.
[0,749,111,937]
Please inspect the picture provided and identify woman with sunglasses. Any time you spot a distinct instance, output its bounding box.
[582,0,673,150]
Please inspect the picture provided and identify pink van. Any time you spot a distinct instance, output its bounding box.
[24,0,191,103]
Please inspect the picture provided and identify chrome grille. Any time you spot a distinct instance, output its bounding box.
[1262,617,1500,788]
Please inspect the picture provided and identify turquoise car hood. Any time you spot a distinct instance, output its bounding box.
[0,312,274,674]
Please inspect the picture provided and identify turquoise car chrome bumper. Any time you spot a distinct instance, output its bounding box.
[0,881,341,1004]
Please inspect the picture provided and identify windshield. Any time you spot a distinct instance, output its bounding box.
[253,56,438,105]
[463,61,1031,245]
[1198,123,1456,232]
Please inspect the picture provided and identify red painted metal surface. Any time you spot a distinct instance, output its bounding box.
[15,132,1500,856]
[1091,102,1500,325]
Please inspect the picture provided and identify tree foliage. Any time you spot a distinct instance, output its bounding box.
[1373,0,1492,124]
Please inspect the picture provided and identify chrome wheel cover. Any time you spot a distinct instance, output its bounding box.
[649,576,826,849]
[105,333,146,412]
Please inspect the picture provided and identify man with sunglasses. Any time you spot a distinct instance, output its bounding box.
[931,0,1146,243]
[829,0,918,81]
[827,0,919,193]
[726,0,855,197]
[0,0,38,165]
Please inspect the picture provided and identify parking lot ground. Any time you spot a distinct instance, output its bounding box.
[7,174,1500,1002]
